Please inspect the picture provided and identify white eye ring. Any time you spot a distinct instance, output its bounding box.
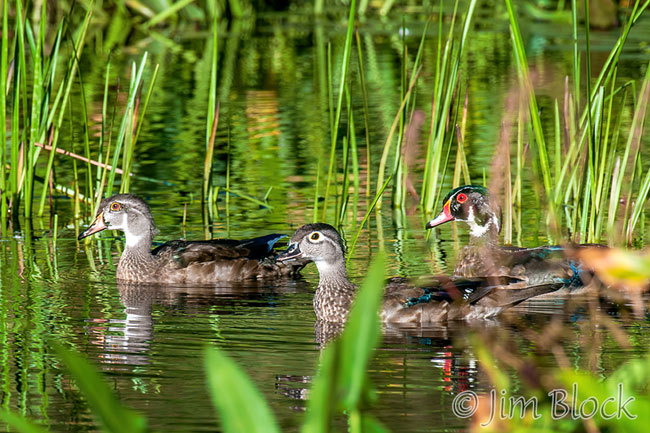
[309,232,322,242]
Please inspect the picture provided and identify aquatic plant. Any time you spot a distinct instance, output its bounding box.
[0,253,389,433]
[2,248,650,432]
[502,0,650,244]
[0,1,159,236]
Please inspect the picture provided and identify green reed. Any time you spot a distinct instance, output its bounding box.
[336,86,352,228]
[203,15,219,224]
[354,30,372,199]
[35,10,92,216]
[391,19,429,210]
[0,0,8,231]
[493,0,650,245]
[504,0,553,206]
[322,0,356,221]
[420,0,478,215]
[93,58,114,213]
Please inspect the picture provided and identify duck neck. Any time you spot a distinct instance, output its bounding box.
[118,231,156,276]
[466,208,500,247]
[313,258,356,322]
[468,225,499,247]
[315,258,354,291]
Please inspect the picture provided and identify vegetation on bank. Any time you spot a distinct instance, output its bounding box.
[1,0,649,245]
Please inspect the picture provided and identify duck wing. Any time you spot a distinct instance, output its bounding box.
[381,276,560,323]
[385,275,520,305]
[152,233,287,267]
[499,244,604,287]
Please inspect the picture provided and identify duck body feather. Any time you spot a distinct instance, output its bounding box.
[115,234,302,284]
[277,223,562,326]
[455,244,602,288]
[79,194,305,284]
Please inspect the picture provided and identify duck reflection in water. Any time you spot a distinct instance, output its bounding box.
[90,281,305,368]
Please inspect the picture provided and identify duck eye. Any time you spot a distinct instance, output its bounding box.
[110,202,121,211]
[456,193,468,204]
[310,232,320,241]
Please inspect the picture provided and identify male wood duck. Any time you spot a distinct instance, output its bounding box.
[277,223,561,324]
[78,194,306,284]
[425,185,595,287]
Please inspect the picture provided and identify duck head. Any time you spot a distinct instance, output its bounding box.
[425,185,500,241]
[78,194,158,248]
[277,223,346,276]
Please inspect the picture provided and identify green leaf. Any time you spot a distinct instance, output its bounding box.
[53,344,147,433]
[302,253,387,432]
[360,414,390,433]
[339,252,386,410]
[0,410,50,433]
[204,346,280,433]
[301,343,339,433]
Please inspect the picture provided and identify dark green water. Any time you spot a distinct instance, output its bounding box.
[3,7,650,432]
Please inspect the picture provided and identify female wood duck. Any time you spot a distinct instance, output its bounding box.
[425,185,592,287]
[277,223,561,324]
[78,194,306,284]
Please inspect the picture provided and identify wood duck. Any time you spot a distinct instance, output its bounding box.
[277,223,561,324]
[425,185,594,287]
[78,194,306,284]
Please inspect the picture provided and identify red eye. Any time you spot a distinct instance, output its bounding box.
[110,202,121,211]
[456,193,467,204]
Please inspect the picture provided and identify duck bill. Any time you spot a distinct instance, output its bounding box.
[78,212,108,240]
[277,243,303,262]
[425,200,454,229]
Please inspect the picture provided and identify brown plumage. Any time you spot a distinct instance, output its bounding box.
[78,194,306,284]
[277,223,561,325]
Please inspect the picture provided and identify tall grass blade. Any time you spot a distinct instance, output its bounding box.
[375,67,421,210]
[338,252,385,409]
[204,14,219,212]
[355,30,371,198]
[53,344,147,433]
[0,0,8,230]
[347,175,392,262]
[204,346,281,433]
[322,0,356,220]
[37,10,92,216]
[0,410,49,433]
[107,52,149,196]
[504,0,554,213]
[94,58,114,212]
[608,62,650,236]
[421,0,478,214]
